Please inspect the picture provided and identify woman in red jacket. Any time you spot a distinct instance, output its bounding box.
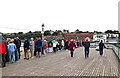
[69,39,75,57]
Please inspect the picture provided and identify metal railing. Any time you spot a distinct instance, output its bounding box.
[112,44,120,62]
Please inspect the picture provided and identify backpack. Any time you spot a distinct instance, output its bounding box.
[46,43,48,48]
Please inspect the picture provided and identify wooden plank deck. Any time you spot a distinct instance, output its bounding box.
[2,47,119,76]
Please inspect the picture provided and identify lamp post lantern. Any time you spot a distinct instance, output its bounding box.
[42,24,45,40]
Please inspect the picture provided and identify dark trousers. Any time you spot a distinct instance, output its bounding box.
[59,45,61,50]
[53,47,56,53]
[5,52,9,62]
[34,46,37,56]
[0,53,6,67]
[70,51,74,57]
[100,50,103,55]
[85,48,89,58]
[65,45,69,50]
[42,47,44,54]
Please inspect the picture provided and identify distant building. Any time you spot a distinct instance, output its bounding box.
[44,35,63,40]
[93,33,107,42]
[64,33,94,41]
[33,31,41,33]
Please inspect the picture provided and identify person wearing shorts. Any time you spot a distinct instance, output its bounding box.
[36,37,42,58]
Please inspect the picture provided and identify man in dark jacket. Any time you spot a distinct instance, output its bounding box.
[58,39,62,50]
[16,37,21,59]
[83,39,90,58]
[14,37,19,61]
[99,40,105,56]
[0,36,8,67]
[24,37,29,60]
[65,40,69,50]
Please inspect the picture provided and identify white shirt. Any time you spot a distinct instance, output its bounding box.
[62,40,64,46]
[53,42,56,47]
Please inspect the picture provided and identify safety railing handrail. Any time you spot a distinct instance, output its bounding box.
[112,43,120,62]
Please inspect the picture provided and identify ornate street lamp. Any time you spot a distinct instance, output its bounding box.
[42,23,45,40]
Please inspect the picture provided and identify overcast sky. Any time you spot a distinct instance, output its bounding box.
[0,0,119,33]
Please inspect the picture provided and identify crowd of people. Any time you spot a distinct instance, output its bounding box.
[0,36,105,68]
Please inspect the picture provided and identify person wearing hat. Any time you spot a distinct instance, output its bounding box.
[30,38,34,58]
[83,38,90,58]
[8,39,16,63]
[0,36,8,67]
[24,37,30,60]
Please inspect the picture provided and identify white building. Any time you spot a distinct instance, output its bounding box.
[106,33,119,38]
[93,33,107,42]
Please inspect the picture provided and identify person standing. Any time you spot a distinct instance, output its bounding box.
[36,37,42,58]
[82,40,85,46]
[61,39,64,50]
[69,39,75,57]
[56,40,59,51]
[83,39,90,58]
[46,41,48,53]
[53,40,57,53]
[42,40,47,56]
[34,38,37,56]
[0,36,8,67]
[13,37,19,61]
[58,39,62,50]
[16,37,21,59]
[48,40,53,53]
[24,37,30,60]
[30,38,34,58]
[77,40,80,47]
[6,38,11,62]
[99,40,105,56]
[8,39,16,63]
[65,40,69,50]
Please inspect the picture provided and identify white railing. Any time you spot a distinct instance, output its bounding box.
[112,44,120,62]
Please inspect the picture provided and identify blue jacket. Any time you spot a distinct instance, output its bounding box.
[24,40,29,50]
[8,43,16,52]
[36,39,42,48]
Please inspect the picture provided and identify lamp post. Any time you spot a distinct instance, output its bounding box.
[42,23,45,40]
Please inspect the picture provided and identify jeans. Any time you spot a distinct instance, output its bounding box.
[85,48,89,58]
[43,49,46,55]
[17,47,20,59]
[70,51,74,57]
[15,49,19,61]
[9,51,15,63]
